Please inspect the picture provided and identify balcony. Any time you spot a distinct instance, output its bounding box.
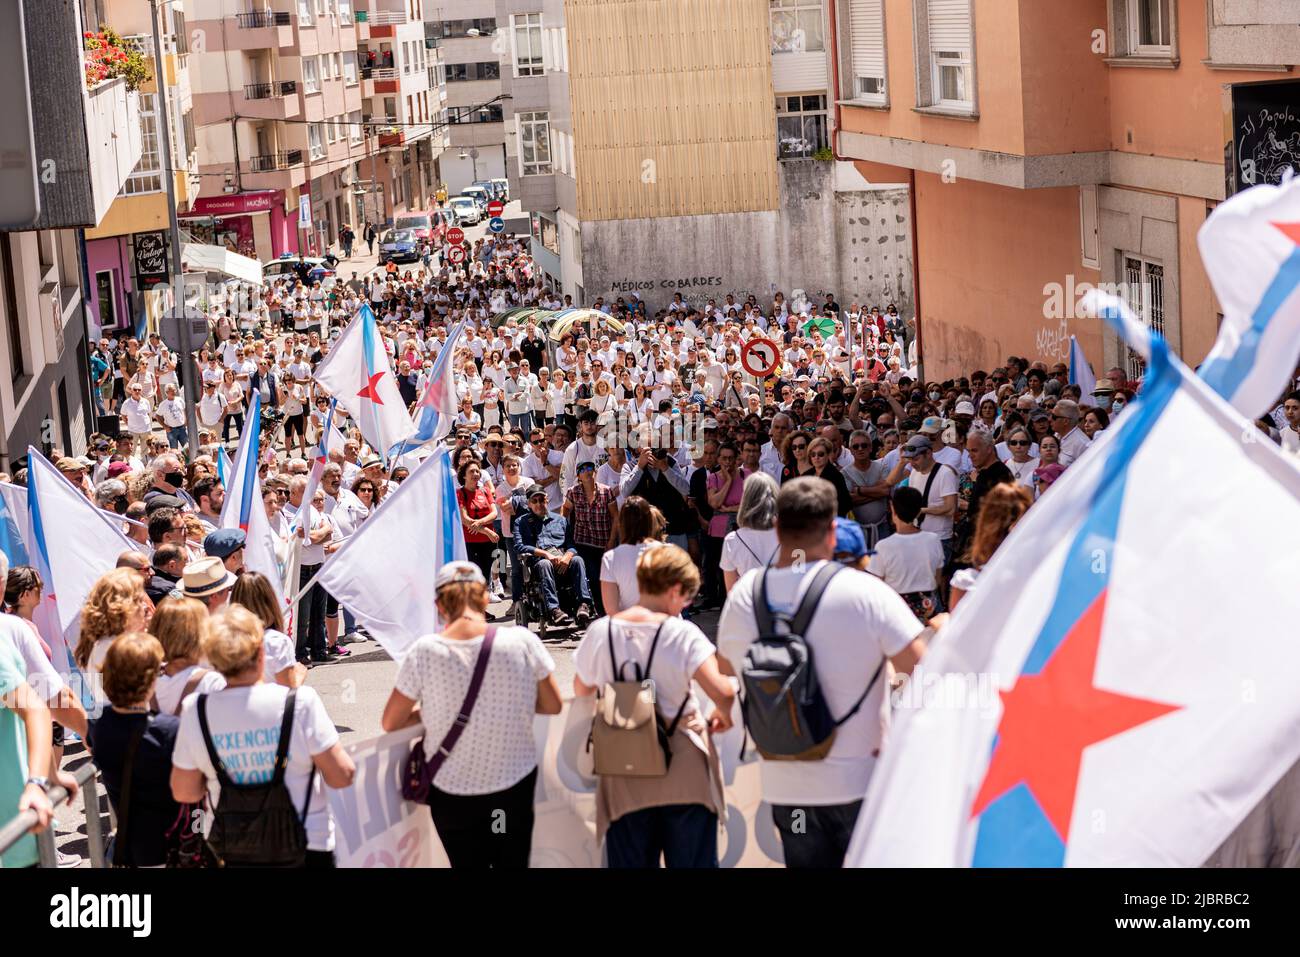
[239,80,301,120]
[218,11,296,51]
[248,150,304,172]
[85,78,144,226]
[367,10,407,39]
[236,11,292,29]
[244,80,298,100]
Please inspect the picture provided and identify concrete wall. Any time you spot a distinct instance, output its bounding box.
[580,158,914,315]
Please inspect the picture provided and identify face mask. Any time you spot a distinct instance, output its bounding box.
[1096,396,1112,412]
[164,470,186,489]
[1112,398,1125,413]
[929,391,941,402]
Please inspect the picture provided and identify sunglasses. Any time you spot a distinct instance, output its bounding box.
[790,443,808,451]
[849,443,871,451]
[1007,440,1030,447]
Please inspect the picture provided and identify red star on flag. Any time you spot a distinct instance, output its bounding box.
[1270,221,1300,246]
[970,589,1181,842]
[357,371,386,404]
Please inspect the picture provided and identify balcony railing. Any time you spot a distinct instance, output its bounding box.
[372,67,398,80]
[236,11,292,28]
[369,11,408,26]
[248,149,304,172]
[120,33,178,57]
[244,80,298,100]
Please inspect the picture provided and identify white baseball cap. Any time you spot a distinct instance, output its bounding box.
[434,560,486,590]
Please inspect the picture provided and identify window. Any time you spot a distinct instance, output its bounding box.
[512,14,544,77]
[924,0,973,110]
[519,111,552,174]
[775,94,827,159]
[1080,186,1100,270]
[1122,254,1164,379]
[349,110,363,143]
[2,238,24,384]
[303,56,320,93]
[446,61,500,82]
[298,0,313,24]
[125,93,163,194]
[309,123,325,159]
[403,42,411,74]
[770,0,824,54]
[849,0,886,104]
[447,104,504,124]
[343,50,358,84]
[435,18,497,39]
[1129,0,1171,55]
[332,53,342,79]
[338,0,352,22]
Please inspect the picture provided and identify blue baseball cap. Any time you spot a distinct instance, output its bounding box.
[203,528,246,560]
[833,518,869,562]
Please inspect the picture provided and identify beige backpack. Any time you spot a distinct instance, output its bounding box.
[589,620,689,778]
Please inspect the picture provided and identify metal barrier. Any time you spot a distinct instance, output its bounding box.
[0,762,106,868]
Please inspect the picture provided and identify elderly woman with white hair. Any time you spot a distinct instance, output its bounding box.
[719,472,781,592]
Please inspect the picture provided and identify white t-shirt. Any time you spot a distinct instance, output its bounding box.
[172,683,340,851]
[262,629,297,681]
[154,665,227,717]
[719,527,780,580]
[905,464,959,540]
[0,615,64,702]
[717,562,922,806]
[394,626,554,795]
[522,450,565,511]
[869,531,945,594]
[599,541,662,612]
[121,397,153,434]
[574,615,715,721]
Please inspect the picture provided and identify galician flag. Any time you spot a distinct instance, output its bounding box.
[388,321,464,460]
[26,448,142,674]
[312,303,413,463]
[846,293,1300,867]
[1197,174,1300,417]
[293,398,339,534]
[312,446,466,662]
[1068,334,1097,399]
[219,391,283,603]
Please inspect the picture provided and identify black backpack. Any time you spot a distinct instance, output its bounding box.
[196,690,315,868]
[740,563,885,761]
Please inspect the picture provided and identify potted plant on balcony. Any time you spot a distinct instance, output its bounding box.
[83,28,153,93]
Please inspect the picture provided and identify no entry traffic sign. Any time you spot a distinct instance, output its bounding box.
[487,200,504,217]
[446,226,465,245]
[741,337,780,378]
[447,245,467,265]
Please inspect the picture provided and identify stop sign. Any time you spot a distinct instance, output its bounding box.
[487,200,504,217]
[446,226,465,245]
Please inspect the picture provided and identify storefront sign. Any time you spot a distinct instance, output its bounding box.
[1229,79,1300,196]
[184,190,284,217]
[132,231,169,286]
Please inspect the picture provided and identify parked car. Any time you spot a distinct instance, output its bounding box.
[448,196,482,225]
[262,255,337,286]
[393,212,435,242]
[473,180,501,204]
[461,186,491,211]
[379,229,421,265]
[489,178,510,203]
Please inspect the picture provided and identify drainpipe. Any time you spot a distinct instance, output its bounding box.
[909,167,924,384]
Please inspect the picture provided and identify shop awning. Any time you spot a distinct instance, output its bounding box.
[181,244,264,284]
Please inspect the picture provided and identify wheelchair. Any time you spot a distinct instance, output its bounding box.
[513,555,583,639]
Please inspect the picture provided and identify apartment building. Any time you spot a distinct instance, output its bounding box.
[83,0,200,338]
[431,4,508,195]
[0,0,145,467]
[185,0,445,260]
[834,0,1300,380]
[501,0,914,318]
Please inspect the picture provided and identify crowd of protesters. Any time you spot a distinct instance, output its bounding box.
[3,218,1300,871]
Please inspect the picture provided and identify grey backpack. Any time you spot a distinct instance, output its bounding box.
[740,563,885,761]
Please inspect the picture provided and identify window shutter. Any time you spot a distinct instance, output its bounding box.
[850,0,885,96]
[927,0,971,53]
[1079,186,1099,269]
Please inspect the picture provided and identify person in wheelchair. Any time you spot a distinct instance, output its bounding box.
[512,484,595,628]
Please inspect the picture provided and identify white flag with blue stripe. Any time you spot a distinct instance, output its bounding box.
[1197,175,1300,417]
[312,446,466,662]
[1068,335,1097,399]
[388,321,464,460]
